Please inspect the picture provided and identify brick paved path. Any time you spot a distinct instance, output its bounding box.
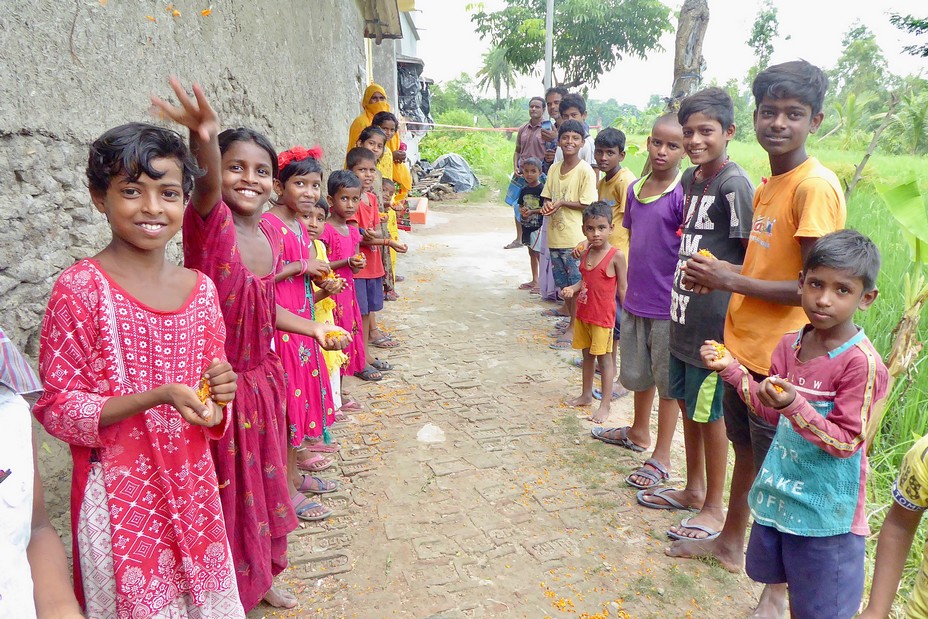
[250,203,758,619]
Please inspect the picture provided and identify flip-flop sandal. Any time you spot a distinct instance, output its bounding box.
[354,365,383,381]
[626,459,672,490]
[340,399,363,411]
[541,308,568,317]
[518,282,534,290]
[570,358,602,374]
[371,336,400,349]
[667,517,721,541]
[371,358,393,372]
[333,411,350,423]
[297,474,339,495]
[549,339,573,350]
[593,387,630,401]
[555,318,570,329]
[590,426,646,452]
[291,494,332,521]
[394,275,405,282]
[549,328,568,338]
[503,240,522,249]
[303,441,340,453]
[297,454,333,472]
[529,287,541,295]
[384,290,399,301]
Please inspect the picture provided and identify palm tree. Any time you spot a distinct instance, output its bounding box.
[831,92,876,150]
[891,91,928,155]
[476,45,517,112]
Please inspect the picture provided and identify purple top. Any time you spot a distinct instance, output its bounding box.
[622,174,684,320]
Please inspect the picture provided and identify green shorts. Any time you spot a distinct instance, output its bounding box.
[669,354,724,423]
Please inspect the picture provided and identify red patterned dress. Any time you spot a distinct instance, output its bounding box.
[182,202,298,612]
[318,222,366,376]
[34,260,244,619]
[262,212,335,444]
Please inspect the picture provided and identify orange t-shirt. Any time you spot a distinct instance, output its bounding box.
[724,157,846,374]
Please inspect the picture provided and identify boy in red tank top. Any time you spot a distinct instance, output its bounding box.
[561,202,628,423]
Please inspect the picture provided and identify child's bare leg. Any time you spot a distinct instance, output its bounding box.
[625,387,655,449]
[608,340,629,398]
[563,296,576,340]
[670,417,728,538]
[362,312,374,365]
[653,409,707,511]
[529,250,539,286]
[628,397,678,487]
[590,351,616,423]
[288,444,300,491]
[567,348,595,407]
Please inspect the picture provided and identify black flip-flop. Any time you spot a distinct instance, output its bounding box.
[354,365,383,381]
[371,358,393,372]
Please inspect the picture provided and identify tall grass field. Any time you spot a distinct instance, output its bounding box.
[421,126,928,614]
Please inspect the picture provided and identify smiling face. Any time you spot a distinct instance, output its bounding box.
[220,140,274,216]
[546,92,563,120]
[754,96,823,158]
[92,157,185,252]
[646,121,685,173]
[275,171,322,216]
[582,215,613,248]
[358,135,386,160]
[799,266,877,332]
[558,130,584,158]
[682,111,734,167]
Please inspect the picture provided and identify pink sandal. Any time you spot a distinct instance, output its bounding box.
[340,399,363,411]
[303,441,340,453]
[297,454,333,472]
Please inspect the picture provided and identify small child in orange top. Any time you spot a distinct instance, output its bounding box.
[560,202,628,424]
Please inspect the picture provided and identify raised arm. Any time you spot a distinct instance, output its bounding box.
[150,78,222,218]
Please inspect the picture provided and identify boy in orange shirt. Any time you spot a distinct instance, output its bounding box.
[668,60,846,618]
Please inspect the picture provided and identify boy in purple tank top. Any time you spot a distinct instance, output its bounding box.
[560,202,628,424]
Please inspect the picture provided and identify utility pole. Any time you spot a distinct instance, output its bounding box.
[543,0,554,89]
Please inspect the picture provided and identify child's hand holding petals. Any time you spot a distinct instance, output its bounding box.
[203,357,237,406]
[560,287,574,299]
[759,376,796,410]
[163,384,216,427]
[317,326,351,350]
[700,340,733,372]
[390,241,408,254]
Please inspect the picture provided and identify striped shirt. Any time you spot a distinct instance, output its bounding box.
[720,326,888,536]
[0,326,41,395]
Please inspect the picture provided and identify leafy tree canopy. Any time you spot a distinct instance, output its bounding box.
[830,24,889,101]
[469,0,672,89]
[890,14,928,57]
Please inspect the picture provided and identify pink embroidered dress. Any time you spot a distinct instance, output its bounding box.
[319,222,366,376]
[33,260,244,619]
[182,202,298,612]
[262,212,335,445]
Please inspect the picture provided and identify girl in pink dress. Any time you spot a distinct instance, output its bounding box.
[151,79,350,612]
[319,170,368,409]
[34,122,244,618]
[263,146,344,496]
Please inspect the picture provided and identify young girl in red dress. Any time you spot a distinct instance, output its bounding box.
[263,147,344,509]
[34,122,245,618]
[151,79,349,612]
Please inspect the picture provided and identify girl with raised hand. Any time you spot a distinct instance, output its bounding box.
[34,122,244,618]
[263,146,343,513]
[150,78,349,612]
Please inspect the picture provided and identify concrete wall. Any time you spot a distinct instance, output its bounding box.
[0,0,394,530]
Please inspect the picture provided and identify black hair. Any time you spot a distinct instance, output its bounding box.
[803,230,881,292]
[218,127,278,178]
[678,87,735,129]
[312,199,329,217]
[346,146,377,169]
[279,156,323,185]
[529,96,546,107]
[594,127,626,151]
[521,157,543,170]
[358,125,387,144]
[582,201,613,224]
[559,93,586,116]
[545,86,569,99]
[558,119,586,139]
[327,169,361,196]
[752,60,828,116]
[381,177,396,186]
[87,122,202,196]
[372,112,398,128]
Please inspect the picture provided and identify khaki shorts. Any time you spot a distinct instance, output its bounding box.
[619,311,671,397]
[572,319,614,356]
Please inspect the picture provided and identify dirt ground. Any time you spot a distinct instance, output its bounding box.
[243,201,762,618]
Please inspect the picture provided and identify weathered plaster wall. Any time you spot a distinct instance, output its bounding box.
[0,0,393,528]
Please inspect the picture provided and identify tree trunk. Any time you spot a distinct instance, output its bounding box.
[670,0,710,111]
[844,92,899,202]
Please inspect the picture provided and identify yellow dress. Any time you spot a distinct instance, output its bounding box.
[312,240,349,370]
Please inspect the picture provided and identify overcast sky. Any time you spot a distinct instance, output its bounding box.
[413,0,927,108]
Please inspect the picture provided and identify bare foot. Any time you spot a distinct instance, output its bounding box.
[642,487,704,511]
[264,586,297,609]
[669,510,724,540]
[748,584,788,619]
[567,395,594,407]
[664,536,743,573]
[589,406,610,424]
